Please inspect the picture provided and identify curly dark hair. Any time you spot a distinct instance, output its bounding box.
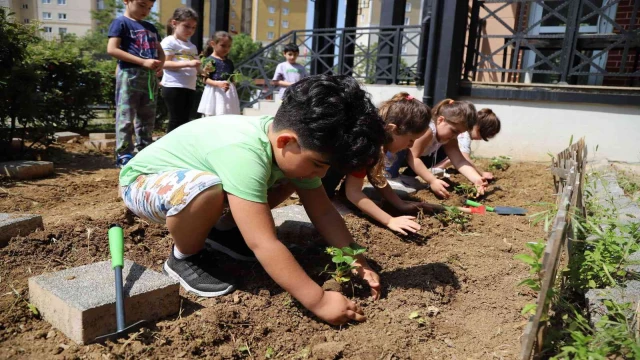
[274,75,386,173]
[283,43,299,54]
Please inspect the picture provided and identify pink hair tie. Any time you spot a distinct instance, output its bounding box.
[406,95,414,100]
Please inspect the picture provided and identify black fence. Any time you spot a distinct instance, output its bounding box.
[234,25,423,109]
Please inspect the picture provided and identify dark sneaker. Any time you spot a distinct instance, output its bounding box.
[116,154,133,169]
[163,247,236,297]
[205,227,257,262]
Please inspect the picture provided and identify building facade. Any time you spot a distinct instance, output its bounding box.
[2,0,97,38]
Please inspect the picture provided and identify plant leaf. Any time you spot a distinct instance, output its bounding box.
[513,254,537,265]
[409,311,420,319]
[521,303,537,315]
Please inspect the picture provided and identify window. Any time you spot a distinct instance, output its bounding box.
[43,26,52,33]
[283,0,289,2]
[58,13,67,20]
[404,17,410,25]
[282,7,289,15]
[43,12,52,19]
[57,0,66,5]
[22,4,28,9]
[231,0,236,4]
[267,31,274,40]
[59,27,67,35]
[231,11,236,19]
[268,19,274,27]
[42,0,51,3]
[268,6,275,13]
[405,2,411,12]
[230,24,236,32]
[23,18,30,23]
[282,20,289,28]
[180,0,186,4]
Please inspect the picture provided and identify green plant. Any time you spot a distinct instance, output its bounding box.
[453,183,478,198]
[408,310,427,325]
[434,206,470,231]
[265,346,276,359]
[487,155,512,171]
[529,202,559,232]
[514,241,546,316]
[552,301,640,359]
[323,243,367,284]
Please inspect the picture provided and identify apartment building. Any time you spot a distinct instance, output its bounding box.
[158,0,306,45]
[1,0,96,38]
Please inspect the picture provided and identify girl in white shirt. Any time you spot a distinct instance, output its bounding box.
[161,8,201,132]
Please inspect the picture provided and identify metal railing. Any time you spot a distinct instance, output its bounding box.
[463,0,640,87]
[234,25,423,109]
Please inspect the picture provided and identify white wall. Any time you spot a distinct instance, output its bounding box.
[461,97,640,163]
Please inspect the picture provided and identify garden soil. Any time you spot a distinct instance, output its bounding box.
[0,141,553,359]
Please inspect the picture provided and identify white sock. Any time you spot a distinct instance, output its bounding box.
[215,213,237,231]
[173,247,192,260]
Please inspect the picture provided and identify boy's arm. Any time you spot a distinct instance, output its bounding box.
[228,194,366,324]
[107,37,161,70]
[156,42,165,64]
[297,185,381,299]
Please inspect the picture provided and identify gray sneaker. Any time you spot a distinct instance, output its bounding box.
[163,247,236,297]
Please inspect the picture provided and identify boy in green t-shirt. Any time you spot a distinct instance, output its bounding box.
[119,75,386,325]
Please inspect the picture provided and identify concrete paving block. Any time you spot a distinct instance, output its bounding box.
[363,174,428,200]
[0,213,43,246]
[89,133,116,140]
[585,281,640,328]
[272,205,316,239]
[54,132,81,142]
[29,260,179,345]
[1,160,54,180]
[84,139,116,152]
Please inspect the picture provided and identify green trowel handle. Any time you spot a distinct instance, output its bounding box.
[465,199,495,212]
[108,224,125,269]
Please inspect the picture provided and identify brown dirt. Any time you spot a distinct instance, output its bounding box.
[0,143,553,359]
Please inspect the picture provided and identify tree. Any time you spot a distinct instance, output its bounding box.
[228,33,262,65]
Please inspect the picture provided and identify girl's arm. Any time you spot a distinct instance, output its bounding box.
[162,55,200,69]
[407,130,452,198]
[344,175,420,235]
[444,140,487,194]
[205,78,228,89]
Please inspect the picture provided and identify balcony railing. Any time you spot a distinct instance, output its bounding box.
[234,25,423,109]
[463,0,640,88]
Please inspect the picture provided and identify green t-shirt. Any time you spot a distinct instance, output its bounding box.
[119,115,322,203]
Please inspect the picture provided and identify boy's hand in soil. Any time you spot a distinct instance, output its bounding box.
[430,179,450,198]
[474,178,488,196]
[386,216,420,235]
[354,263,381,300]
[309,291,366,325]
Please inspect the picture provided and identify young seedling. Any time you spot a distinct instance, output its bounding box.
[487,155,511,171]
[409,311,427,325]
[323,243,367,284]
[454,183,478,198]
[434,206,470,231]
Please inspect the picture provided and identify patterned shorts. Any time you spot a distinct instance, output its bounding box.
[121,169,222,224]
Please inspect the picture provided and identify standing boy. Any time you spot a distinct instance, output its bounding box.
[120,75,386,325]
[272,43,308,101]
[107,0,165,168]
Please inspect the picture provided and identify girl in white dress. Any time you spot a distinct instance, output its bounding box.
[197,31,240,116]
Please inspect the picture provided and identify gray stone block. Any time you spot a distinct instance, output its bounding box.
[89,133,116,140]
[84,139,116,152]
[54,132,81,142]
[585,281,640,327]
[1,160,54,180]
[29,260,179,345]
[272,205,316,240]
[363,174,427,200]
[0,213,43,246]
